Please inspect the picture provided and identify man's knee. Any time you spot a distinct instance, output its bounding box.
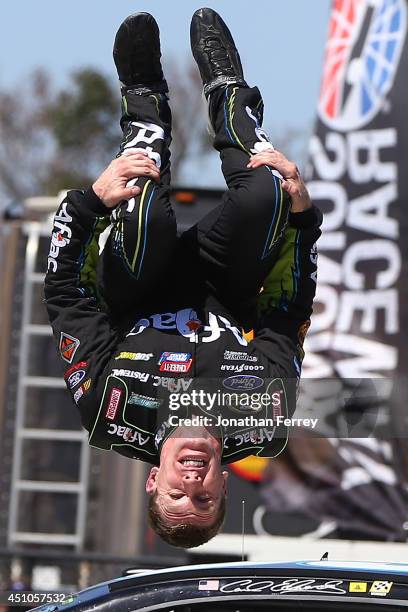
[233,167,287,221]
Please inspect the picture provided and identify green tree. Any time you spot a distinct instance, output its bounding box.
[0,64,308,213]
[42,68,120,194]
[0,63,210,210]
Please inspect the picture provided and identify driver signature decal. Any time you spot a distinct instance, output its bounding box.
[220,578,346,594]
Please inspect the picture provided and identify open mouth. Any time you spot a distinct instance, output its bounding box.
[179,455,208,469]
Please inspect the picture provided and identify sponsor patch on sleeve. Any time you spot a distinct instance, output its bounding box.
[73,378,92,404]
[64,361,88,380]
[105,387,122,420]
[83,379,92,392]
[74,387,83,404]
[67,369,86,389]
[59,332,80,364]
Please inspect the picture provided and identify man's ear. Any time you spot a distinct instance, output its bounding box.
[222,470,229,496]
[145,466,159,495]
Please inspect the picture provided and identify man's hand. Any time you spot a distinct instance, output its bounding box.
[247,149,311,213]
[93,150,160,208]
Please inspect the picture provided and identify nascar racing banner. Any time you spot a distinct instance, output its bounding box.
[260,0,408,541]
[305,0,407,381]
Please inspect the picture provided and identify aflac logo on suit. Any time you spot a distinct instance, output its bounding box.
[319,0,407,131]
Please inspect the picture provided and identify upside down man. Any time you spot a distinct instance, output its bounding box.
[44,8,322,548]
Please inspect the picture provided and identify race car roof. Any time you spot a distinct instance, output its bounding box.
[33,559,408,612]
[52,559,408,603]
[122,559,408,579]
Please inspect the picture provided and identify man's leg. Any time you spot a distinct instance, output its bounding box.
[185,9,291,327]
[100,13,177,323]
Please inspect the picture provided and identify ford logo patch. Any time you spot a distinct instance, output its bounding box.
[222,375,264,391]
[68,369,86,389]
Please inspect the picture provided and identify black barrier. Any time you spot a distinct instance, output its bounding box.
[0,547,186,599]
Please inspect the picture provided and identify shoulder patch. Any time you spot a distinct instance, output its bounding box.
[59,332,80,364]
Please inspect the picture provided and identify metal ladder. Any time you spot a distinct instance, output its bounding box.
[7,221,90,550]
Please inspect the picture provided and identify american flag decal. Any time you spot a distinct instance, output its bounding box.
[198,579,220,591]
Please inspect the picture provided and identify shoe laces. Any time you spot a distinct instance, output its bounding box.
[204,37,234,76]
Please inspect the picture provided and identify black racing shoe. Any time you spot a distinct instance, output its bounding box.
[113,12,168,94]
[190,7,247,97]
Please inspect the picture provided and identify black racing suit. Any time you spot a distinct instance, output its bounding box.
[44,85,322,466]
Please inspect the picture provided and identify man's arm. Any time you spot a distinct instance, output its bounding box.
[249,149,322,353]
[44,152,159,429]
[257,206,322,345]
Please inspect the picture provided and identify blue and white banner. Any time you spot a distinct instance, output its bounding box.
[304,0,407,381]
[259,0,408,542]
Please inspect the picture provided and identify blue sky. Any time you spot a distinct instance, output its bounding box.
[1,0,332,187]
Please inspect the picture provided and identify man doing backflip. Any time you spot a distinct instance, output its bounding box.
[45,8,322,548]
